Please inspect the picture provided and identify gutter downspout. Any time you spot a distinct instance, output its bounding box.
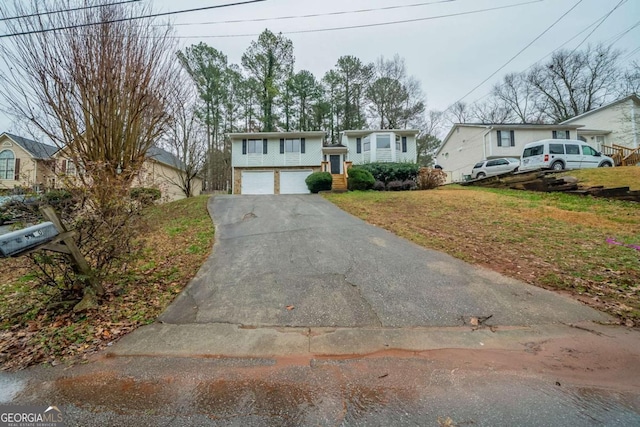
[631,100,638,149]
[482,126,493,158]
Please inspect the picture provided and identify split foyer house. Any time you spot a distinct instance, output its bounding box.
[0,132,201,201]
[436,94,640,183]
[229,129,419,195]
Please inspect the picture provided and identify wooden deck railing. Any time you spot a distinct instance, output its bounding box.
[600,144,640,166]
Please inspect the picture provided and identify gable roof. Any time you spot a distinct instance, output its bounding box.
[146,145,186,171]
[560,94,640,124]
[1,132,59,159]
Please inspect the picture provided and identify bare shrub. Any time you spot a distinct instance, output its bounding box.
[417,167,446,190]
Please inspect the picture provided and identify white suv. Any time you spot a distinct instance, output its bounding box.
[520,139,614,171]
[471,158,520,179]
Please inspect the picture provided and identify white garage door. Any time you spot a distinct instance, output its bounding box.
[280,170,313,194]
[241,171,274,195]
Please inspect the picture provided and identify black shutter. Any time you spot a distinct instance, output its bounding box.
[14,158,20,180]
[497,130,502,147]
[356,137,362,153]
[552,131,557,139]
[402,136,407,152]
[509,130,515,147]
[301,138,305,153]
[242,139,247,155]
[263,138,268,154]
[280,138,285,154]
[565,130,570,139]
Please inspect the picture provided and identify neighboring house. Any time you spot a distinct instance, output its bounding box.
[561,94,639,150]
[0,132,57,191]
[134,146,203,202]
[435,124,581,182]
[0,131,200,201]
[229,129,420,195]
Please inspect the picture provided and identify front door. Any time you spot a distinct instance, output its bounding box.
[330,155,341,174]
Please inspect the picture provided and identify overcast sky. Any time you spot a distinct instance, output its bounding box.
[0,0,638,137]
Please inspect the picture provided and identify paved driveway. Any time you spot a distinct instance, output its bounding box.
[159,195,607,328]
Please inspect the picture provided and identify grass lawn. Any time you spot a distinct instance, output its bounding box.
[560,166,640,191]
[325,185,640,324]
[0,195,213,370]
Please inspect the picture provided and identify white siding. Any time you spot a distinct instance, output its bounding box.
[232,137,323,167]
[564,99,639,149]
[438,126,580,183]
[344,131,418,164]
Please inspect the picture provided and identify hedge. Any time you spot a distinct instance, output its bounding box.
[355,162,420,183]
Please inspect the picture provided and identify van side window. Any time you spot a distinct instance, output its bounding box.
[582,145,598,156]
[523,145,543,157]
[565,144,580,155]
[549,144,564,154]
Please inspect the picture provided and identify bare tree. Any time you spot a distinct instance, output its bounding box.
[620,60,640,96]
[447,101,472,124]
[471,98,514,124]
[491,73,546,123]
[0,0,179,308]
[527,44,621,122]
[162,73,206,198]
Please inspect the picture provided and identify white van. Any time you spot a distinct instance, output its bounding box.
[520,139,615,172]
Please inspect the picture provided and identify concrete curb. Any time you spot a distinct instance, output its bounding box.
[108,321,606,358]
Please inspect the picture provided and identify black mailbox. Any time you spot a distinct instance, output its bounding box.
[0,222,59,257]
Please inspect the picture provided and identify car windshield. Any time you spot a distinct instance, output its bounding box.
[473,162,484,168]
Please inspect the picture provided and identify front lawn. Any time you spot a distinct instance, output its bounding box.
[325,187,640,324]
[0,195,214,370]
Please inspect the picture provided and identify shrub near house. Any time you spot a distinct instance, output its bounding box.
[347,168,375,191]
[356,162,420,184]
[305,172,332,193]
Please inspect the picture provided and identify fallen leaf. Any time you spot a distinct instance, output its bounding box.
[470,317,479,326]
[286,305,295,311]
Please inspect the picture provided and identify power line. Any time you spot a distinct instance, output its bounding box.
[447,0,584,109]
[567,0,626,55]
[0,0,267,39]
[169,0,543,38]
[464,9,631,113]
[0,0,142,22]
[169,0,459,27]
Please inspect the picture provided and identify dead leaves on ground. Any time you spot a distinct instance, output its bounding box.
[0,196,213,371]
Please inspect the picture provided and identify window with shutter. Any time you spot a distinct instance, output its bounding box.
[509,130,515,147]
[0,149,15,180]
[280,138,285,154]
[242,139,247,155]
[402,136,407,152]
[263,139,268,154]
[356,138,361,153]
[301,138,305,153]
